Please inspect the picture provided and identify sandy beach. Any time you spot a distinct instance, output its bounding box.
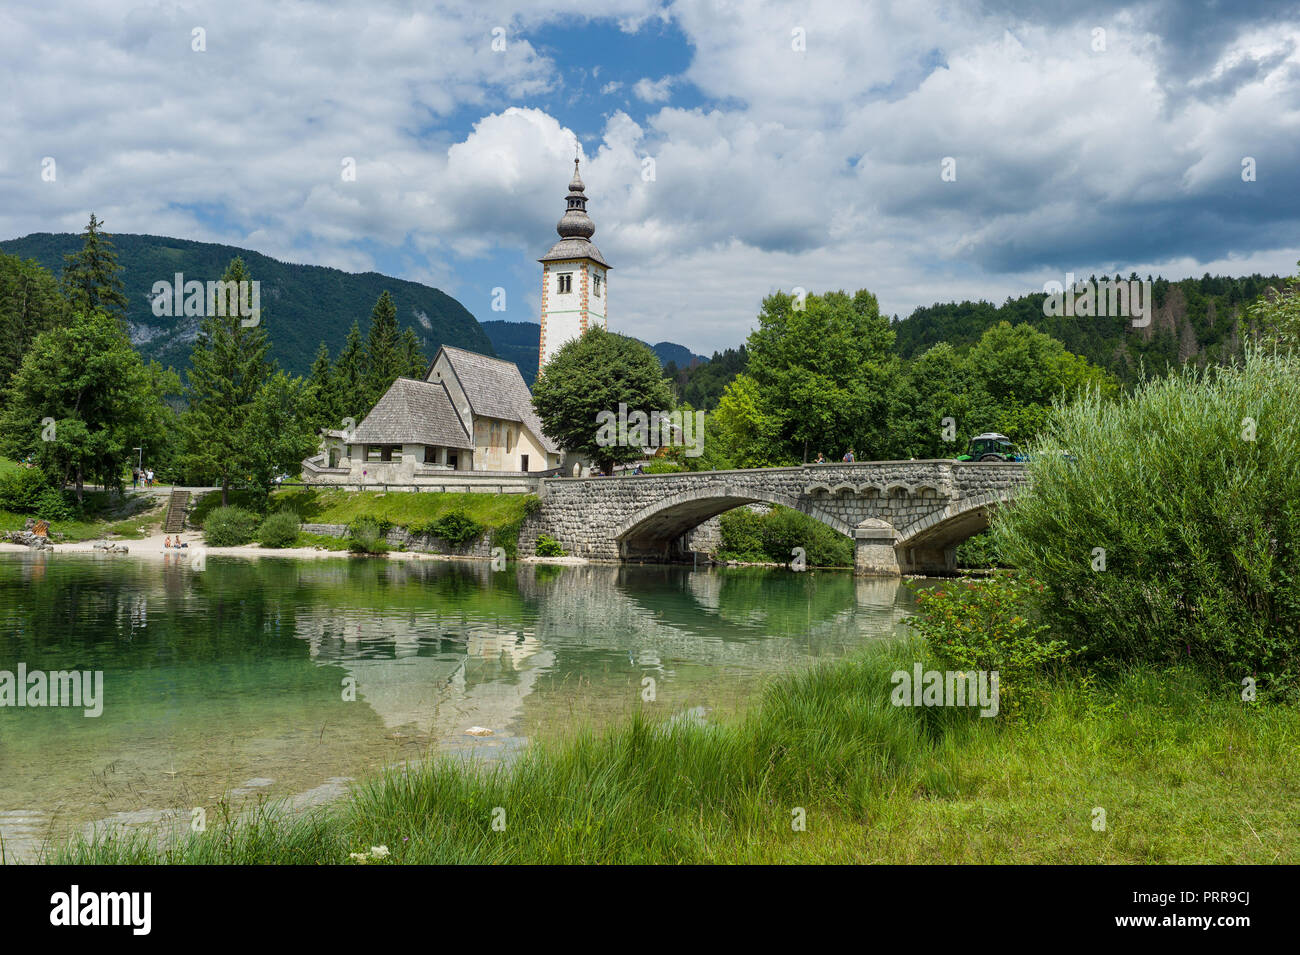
[0,530,591,564]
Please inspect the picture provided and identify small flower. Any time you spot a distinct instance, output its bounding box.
[370,845,390,859]
[349,852,370,864]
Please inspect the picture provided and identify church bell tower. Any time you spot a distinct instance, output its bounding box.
[538,157,611,375]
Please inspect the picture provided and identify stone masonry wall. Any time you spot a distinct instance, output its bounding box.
[518,462,1028,563]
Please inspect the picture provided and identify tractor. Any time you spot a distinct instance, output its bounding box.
[956,432,1026,462]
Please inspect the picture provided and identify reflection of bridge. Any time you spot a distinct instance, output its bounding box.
[524,461,1029,576]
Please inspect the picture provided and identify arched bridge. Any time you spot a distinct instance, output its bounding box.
[524,461,1028,576]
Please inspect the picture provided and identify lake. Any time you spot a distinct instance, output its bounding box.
[0,551,922,858]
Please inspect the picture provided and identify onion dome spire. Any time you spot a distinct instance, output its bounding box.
[556,156,596,240]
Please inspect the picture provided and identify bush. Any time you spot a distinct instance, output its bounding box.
[203,506,261,546]
[954,529,1010,569]
[643,458,683,473]
[34,487,78,522]
[430,511,482,547]
[994,349,1300,694]
[907,574,1076,715]
[256,510,300,548]
[0,467,52,513]
[534,534,567,557]
[348,519,389,555]
[718,505,853,566]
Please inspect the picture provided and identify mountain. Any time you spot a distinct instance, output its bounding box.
[481,320,708,385]
[892,273,1282,384]
[480,320,546,384]
[650,341,708,370]
[0,233,494,376]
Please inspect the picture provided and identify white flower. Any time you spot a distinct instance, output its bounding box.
[349,852,370,863]
[370,845,390,859]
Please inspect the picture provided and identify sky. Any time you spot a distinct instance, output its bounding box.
[3,0,1300,355]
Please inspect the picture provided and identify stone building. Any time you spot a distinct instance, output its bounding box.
[303,344,561,484]
[303,160,609,486]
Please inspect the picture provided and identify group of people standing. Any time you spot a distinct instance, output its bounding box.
[132,467,155,487]
[812,450,856,464]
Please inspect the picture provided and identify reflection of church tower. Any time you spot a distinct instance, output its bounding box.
[538,158,610,375]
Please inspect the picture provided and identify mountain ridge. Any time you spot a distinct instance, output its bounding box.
[0,232,494,376]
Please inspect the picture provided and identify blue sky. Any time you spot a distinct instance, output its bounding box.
[3,1,1300,354]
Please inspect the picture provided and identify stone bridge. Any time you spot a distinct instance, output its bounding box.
[523,461,1029,576]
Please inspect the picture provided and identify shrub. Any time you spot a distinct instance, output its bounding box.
[256,510,301,548]
[718,507,766,560]
[34,487,78,522]
[203,506,261,546]
[907,574,1076,715]
[718,505,853,566]
[954,529,1010,569]
[643,458,683,473]
[994,349,1300,694]
[430,511,482,547]
[522,495,543,518]
[348,519,389,555]
[0,467,52,513]
[534,534,567,557]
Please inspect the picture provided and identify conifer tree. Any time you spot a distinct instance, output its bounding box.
[304,341,335,427]
[61,214,129,319]
[333,320,366,422]
[180,257,271,505]
[362,291,403,407]
[401,327,427,379]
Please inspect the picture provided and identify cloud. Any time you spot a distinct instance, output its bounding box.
[2,0,1299,355]
[633,75,675,102]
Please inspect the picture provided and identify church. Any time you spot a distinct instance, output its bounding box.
[303,158,606,484]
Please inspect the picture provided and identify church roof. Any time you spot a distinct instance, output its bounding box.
[539,237,611,267]
[350,377,473,449]
[436,346,561,454]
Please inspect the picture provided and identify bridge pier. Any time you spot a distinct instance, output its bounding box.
[854,518,901,576]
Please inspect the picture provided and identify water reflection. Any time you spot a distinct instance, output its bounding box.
[0,552,919,856]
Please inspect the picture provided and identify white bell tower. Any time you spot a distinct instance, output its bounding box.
[538,157,611,375]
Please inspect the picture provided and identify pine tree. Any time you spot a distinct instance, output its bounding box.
[401,327,427,379]
[304,341,335,427]
[61,214,129,319]
[180,257,272,505]
[333,320,366,422]
[362,291,403,407]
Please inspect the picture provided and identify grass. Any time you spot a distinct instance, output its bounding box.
[190,488,537,554]
[0,492,163,542]
[50,640,1300,864]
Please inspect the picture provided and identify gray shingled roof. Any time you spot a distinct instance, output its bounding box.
[351,377,473,449]
[538,237,611,268]
[438,346,561,454]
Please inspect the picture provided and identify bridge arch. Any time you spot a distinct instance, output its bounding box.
[887,489,1016,575]
[613,481,851,559]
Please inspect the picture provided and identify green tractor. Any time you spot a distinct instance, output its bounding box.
[955,432,1026,462]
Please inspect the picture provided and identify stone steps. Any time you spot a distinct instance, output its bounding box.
[163,490,190,533]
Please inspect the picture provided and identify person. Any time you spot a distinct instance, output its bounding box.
[146,469,154,487]
[164,536,172,549]
[813,453,826,464]
[131,468,139,488]
[842,449,856,463]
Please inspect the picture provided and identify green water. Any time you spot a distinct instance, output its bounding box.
[0,552,921,856]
